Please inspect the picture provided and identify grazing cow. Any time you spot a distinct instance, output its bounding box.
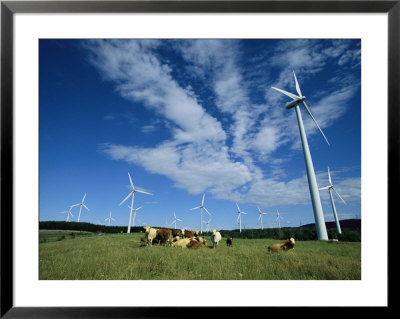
[183,230,198,238]
[155,228,172,245]
[188,239,202,249]
[226,238,233,247]
[210,229,222,248]
[171,238,192,248]
[143,226,158,246]
[173,229,183,238]
[268,238,296,253]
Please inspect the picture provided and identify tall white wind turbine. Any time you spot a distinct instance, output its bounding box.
[272,71,329,240]
[70,193,90,222]
[119,172,152,233]
[171,212,182,229]
[275,210,286,229]
[204,219,211,232]
[319,167,346,234]
[257,206,269,230]
[104,211,116,226]
[190,193,212,234]
[236,203,247,233]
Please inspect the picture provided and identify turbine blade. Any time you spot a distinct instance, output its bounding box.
[135,189,153,196]
[119,191,133,205]
[203,207,212,216]
[82,204,90,211]
[202,193,205,206]
[136,206,142,211]
[319,186,331,190]
[82,193,87,202]
[236,203,240,212]
[301,101,330,146]
[271,86,299,100]
[128,172,134,189]
[293,71,302,97]
[328,167,332,185]
[332,187,347,204]
[190,206,201,210]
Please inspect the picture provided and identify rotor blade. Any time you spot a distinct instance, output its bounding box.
[301,101,330,146]
[328,167,332,185]
[203,207,212,216]
[135,189,153,196]
[332,187,347,204]
[319,186,331,191]
[293,71,302,97]
[128,172,134,189]
[237,214,240,222]
[82,193,87,202]
[119,191,133,205]
[236,203,240,212]
[111,217,116,221]
[70,203,80,208]
[82,204,90,211]
[257,206,262,214]
[241,211,247,215]
[202,193,205,206]
[176,218,182,222]
[271,86,299,100]
[190,206,201,210]
[135,206,142,211]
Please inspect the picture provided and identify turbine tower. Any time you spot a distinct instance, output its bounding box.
[319,167,347,234]
[272,71,329,240]
[235,203,247,233]
[104,211,116,226]
[171,212,183,229]
[190,193,211,234]
[257,206,269,230]
[70,193,90,222]
[119,172,152,233]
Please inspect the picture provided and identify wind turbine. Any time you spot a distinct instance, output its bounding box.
[70,193,90,222]
[60,208,73,222]
[235,203,247,233]
[104,211,116,226]
[119,172,152,233]
[257,206,269,230]
[319,167,346,234]
[272,71,329,240]
[128,205,142,230]
[275,210,287,229]
[190,193,212,234]
[171,212,182,229]
[204,219,211,232]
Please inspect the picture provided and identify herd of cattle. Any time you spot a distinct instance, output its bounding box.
[141,225,296,252]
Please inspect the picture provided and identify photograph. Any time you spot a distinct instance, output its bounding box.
[39,38,361,280]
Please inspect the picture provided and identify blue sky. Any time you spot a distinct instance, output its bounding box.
[39,39,361,231]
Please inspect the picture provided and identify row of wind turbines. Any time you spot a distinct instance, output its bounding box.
[59,71,348,240]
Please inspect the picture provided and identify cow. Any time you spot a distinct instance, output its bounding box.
[183,230,198,239]
[171,238,192,248]
[155,228,172,246]
[173,229,183,238]
[268,238,296,253]
[187,239,202,249]
[210,229,222,248]
[143,226,158,246]
[226,238,233,247]
[196,236,207,245]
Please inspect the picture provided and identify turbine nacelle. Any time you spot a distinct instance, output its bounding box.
[285,96,306,109]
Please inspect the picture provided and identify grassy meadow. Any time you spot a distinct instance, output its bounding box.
[39,230,361,280]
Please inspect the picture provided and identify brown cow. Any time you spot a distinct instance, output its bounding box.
[268,238,296,252]
[173,229,183,238]
[183,230,199,238]
[226,238,233,247]
[154,228,172,245]
[188,239,202,249]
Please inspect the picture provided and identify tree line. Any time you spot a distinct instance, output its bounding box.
[39,221,361,242]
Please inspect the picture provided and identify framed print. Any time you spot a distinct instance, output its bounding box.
[1,0,396,317]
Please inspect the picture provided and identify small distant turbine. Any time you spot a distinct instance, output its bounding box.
[171,212,182,229]
[60,208,73,222]
[272,71,330,240]
[235,203,247,233]
[204,219,211,232]
[319,167,347,234]
[119,172,152,233]
[128,205,142,230]
[190,193,212,234]
[70,193,90,222]
[104,211,116,226]
[275,210,288,229]
[257,206,269,230]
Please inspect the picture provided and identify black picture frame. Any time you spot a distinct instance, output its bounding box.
[1,1,395,317]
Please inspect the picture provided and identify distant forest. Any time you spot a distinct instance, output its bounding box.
[39,219,361,242]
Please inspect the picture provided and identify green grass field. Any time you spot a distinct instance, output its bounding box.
[39,230,361,280]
